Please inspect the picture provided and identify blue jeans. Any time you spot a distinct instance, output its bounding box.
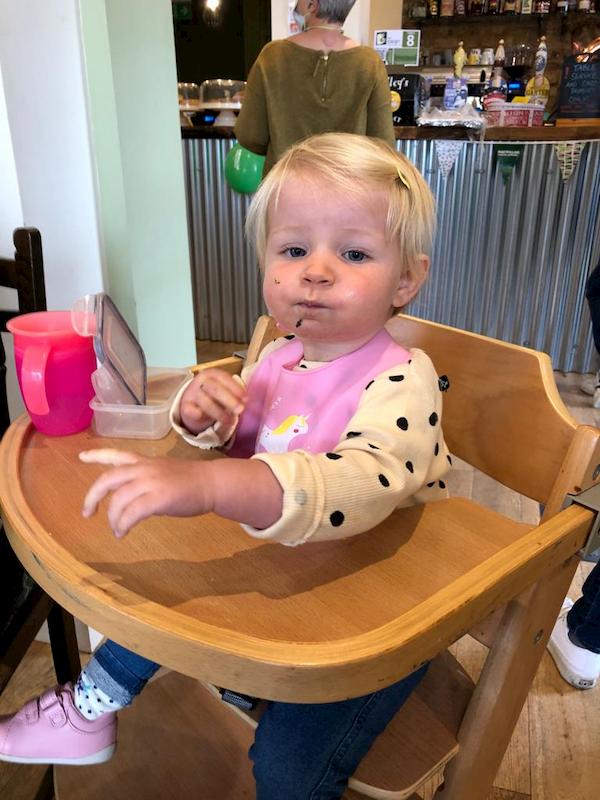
[586,260,600,356]
[567,560,600,654]
[86,640,427,799]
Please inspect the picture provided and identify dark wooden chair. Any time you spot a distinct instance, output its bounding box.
[0,228,81,799]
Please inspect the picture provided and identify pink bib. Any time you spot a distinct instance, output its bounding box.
[229,329,411,459]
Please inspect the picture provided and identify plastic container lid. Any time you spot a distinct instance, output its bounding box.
[71,293,147,405]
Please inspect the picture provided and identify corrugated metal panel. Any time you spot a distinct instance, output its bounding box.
[183,137,600,371]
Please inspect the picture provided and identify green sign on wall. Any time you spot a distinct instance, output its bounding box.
[172,0,192,22]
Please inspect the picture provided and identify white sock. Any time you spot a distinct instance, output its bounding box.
[73,669,124,720]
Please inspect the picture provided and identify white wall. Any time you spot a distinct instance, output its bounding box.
[0,0,105,310]
[272,1,368,44]
[0,0,195,373]
[0,63,26,420]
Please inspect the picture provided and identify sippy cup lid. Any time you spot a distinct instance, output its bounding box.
[71,293,147,405]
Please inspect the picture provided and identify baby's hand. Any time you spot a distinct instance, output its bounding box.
[179,368,247,435]
[79,449,213,538]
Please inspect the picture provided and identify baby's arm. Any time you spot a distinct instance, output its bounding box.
[80,448,283,538]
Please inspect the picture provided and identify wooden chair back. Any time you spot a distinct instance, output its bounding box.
[244,314,598,516]
[0,228,79,800]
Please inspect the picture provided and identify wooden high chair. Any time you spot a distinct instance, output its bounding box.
[187,314,600,800]
[11,314,598,800]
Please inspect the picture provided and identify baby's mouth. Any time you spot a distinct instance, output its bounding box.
[296,301,327,310]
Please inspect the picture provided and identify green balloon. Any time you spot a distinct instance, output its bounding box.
[224,144,265,194]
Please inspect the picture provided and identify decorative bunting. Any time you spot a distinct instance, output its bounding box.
[554,141,586,183]
[435,140,464,179]
[493,144,524,185]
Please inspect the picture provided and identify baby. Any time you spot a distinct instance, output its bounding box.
[0,132,449,800]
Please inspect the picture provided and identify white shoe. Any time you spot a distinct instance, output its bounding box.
[581,371,600,397]
[547,599,600,689]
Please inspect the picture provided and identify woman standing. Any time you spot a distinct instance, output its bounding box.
[235,1,395,173]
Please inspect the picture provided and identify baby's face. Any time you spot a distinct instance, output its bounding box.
[262,175,420,361]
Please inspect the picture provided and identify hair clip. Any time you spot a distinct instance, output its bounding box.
[396,167,411,191]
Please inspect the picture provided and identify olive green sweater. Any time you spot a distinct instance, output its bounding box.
[235,40,395,173]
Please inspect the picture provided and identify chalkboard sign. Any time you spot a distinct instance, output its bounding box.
[557,57,600,122]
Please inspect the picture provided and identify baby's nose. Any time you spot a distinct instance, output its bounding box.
[302,254,334,284]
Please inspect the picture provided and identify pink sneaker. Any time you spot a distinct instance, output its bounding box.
[0,683,117,765]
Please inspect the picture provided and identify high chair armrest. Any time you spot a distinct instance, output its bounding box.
[190,355,244,377]
[566,484,600,558]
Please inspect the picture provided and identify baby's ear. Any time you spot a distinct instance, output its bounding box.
[392,256,430,309]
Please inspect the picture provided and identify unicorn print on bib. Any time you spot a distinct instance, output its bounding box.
[258,413,311,453]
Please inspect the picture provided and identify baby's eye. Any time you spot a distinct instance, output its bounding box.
[344,249,368,263]
[284,246,306,258]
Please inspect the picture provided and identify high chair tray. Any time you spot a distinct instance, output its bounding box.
[0,416,593,703]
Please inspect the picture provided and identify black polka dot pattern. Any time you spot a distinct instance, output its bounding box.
[447,455,452,465]
[284,334,295,340]
[368,443,380,450]
[379,474,390,487]
[405,461,414,473]
[438,375,450,392]
[330,511,345,527]
[397,417,408,431]
[427,482,435,488]
[326,452,342,460]
[346,431,361,438]
[365,380,374,390]
[429,412,438,426]
[434,443,439,456]
[389,374,405,382]
[439,480,446,489]
[299,363,307,369]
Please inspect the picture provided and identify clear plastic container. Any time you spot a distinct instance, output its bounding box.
[90,367,190,439]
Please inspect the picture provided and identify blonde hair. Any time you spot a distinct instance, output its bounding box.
[246,133,436,283]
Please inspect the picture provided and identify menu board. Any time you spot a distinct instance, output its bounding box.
[557,57,600,123]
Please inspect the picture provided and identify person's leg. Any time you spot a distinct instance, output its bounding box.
[566,561,600,654]
[250,663,428,800]
[547,562,600,689]
[583,261,600,403]
[0,639,160,765]
[75,639,161,716]
[586,261,600,357]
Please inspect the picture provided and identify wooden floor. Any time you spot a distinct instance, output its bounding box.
[1,361,598,800]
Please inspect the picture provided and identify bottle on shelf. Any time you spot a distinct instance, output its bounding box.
[490,38,505,90]
[525,36,549,107]
[534,0,550,12]
[428,0,440,16]
[441,0,455,15]
[502,0,517,12]
[468,0,485,13]
[556,0,569,12]
[577,0,591,10]
[412,0,428,18]
[453,41,467,78]
[521,0,533,12]
[454,0,467,14]
[488,0,501,12]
